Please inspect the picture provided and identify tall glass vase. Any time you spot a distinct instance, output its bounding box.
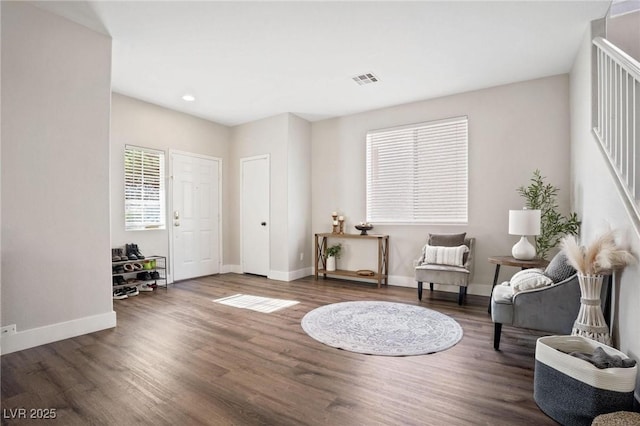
[571,274,611,345]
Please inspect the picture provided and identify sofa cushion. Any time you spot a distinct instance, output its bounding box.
[510,268,553,293]
[544,252,576,283]
[428,232,466,247]
[424,244,468,267]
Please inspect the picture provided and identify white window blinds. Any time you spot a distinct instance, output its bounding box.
[366,116,468,223]
[124,145,166,231]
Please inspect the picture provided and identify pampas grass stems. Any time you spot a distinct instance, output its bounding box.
[560,230,635,275]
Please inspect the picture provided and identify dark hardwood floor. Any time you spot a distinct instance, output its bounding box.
[1,274,556,425]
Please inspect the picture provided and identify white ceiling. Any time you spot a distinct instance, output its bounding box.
[35,1,611,126]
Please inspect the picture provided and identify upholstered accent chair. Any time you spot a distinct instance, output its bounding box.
[414,235,475,305]
[491,253,610,350]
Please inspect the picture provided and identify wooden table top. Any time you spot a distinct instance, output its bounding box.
[488,255,549,268]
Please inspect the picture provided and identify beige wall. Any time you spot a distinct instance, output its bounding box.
[311,74,572,295]
[1,2,113,353]
[607,10,640,62]
[110,93,230,278]
[570,22,640,398]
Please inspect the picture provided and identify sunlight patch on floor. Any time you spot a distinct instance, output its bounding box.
[213,294,299,313]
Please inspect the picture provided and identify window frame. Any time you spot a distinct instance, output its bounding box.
[124,145,166,231]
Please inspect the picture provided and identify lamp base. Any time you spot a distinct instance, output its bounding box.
[512,236,536,260]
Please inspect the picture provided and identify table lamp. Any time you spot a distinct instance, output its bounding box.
[509,208,541,260]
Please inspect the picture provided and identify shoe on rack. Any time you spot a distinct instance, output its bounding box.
[125,244,138,260]
[112,275,126,286]
[113,265,125,274]
[132,262,143,271]
[113,289,128,300]
[125,286,139,297]
[112,249,121,262]
[132,243,145,260]
[150,271,161,280]
[139,284,154,292]
[123,263,135,272]
[137,271,152,281]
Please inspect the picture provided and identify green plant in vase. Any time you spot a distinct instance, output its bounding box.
[325,243,342,272]
[517,169,581,259]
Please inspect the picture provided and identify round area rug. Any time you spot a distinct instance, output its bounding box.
[301,301,463,356]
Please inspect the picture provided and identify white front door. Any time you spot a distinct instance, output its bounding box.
[241,155,270,276]
[171,152,221,281]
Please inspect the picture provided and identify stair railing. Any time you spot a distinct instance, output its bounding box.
[593,37,640,224]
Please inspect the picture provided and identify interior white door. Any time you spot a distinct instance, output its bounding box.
[172,152,220,281]
[241,155,270,276]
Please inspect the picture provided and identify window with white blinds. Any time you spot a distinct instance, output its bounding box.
[366,116,468,224]
[124,145,166,231]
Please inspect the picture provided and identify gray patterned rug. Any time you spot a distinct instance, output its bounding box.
[301,301,463,356]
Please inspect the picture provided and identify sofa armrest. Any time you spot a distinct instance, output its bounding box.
[511,274,581,334]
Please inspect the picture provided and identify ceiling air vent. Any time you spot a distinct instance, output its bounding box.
[352,73,379,86]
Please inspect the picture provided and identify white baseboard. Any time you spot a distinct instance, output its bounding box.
[221,264,242,274]
[389,275,491,296]
[312,269,491,296]
[268,267,313,282]
[0,311,117,355]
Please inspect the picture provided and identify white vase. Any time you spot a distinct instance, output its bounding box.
[571,274,611,345]
[326,256,336,272]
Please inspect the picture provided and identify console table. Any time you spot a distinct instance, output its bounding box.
[314,233,389,288]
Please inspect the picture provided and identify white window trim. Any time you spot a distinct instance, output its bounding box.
[366,116,468,225]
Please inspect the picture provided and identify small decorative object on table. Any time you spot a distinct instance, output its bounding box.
[338,215,345,234]
[561,229,635,345]
[331,212,339,234]
[355,222,373,235]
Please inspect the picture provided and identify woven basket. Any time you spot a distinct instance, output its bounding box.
[534,335,637,426]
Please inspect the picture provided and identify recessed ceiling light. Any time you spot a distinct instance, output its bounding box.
[352,73,380,86]
[182,94,195,102]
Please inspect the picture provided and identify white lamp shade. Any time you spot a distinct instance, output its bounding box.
[509,209,541,236]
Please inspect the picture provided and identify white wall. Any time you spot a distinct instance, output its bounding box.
[570,22,640,396]
[230,114,289,275]
[1,2,114,354]
[287,115,312,275]
[311,75,573,295]
[110,93,230,278]
[229,113,312,279]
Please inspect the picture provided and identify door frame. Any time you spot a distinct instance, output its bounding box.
[240,154,270,277]
[168,149,223,283]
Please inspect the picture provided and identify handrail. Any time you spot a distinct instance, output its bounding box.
[593,37,640,80]
[592,37,640,233]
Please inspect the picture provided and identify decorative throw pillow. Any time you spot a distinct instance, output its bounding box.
[428,233,466,247]
[424,244,468,267]
[510,268,553,293]
[544,252,576,283]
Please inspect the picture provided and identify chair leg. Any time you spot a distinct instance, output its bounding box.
[429,283,433,291]
[417,282,423,301]
[457,286,465,305]
[493,323,502,350]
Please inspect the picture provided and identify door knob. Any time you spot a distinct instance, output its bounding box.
[174,221,180,227]
[261,222,267,226]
